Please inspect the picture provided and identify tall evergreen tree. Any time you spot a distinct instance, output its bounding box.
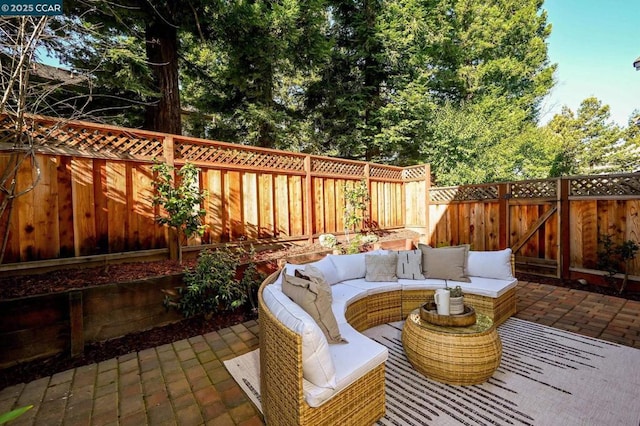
[380,0,556,181]
[306,0,390,161]
[61,0,211,134]
[180,0,328,149]
[547,97,630,176]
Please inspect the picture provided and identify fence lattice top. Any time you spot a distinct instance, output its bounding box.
[430,185,499,202]
[0,114,416,180]
[0,115,165,160]
[402,165,427,181]
[311,157,365,176]
[571,174,640,197]
[511,180,557,199]
[175,140,306,172]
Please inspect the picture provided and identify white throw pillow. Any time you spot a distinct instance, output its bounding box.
[395,250,425,279]
[467,248,514,280]
[328,253,367,281]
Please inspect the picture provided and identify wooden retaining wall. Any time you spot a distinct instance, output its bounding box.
[0,274,184,369]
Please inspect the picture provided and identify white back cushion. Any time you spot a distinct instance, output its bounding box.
[308,256,341,285]
[262,285,337,389]
[467,248,514,280]
[328,253,367,281]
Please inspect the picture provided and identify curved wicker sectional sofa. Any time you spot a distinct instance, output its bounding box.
[258,248,517,426]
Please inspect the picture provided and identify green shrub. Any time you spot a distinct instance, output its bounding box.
[152,161,207,263]
[165,247,264,318]
[597,234,639,294]
[447,285,464,298]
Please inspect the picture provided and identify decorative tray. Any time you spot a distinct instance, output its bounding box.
[419,302,477,327]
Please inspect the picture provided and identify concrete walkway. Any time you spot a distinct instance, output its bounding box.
[1,280,639,425]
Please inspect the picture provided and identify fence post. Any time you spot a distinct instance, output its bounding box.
[305,155,314,244]
[364,163,371,231]
[559,178,570,279]
[498,183,509,250]
[424,164,431,244]
[162,135,179,261]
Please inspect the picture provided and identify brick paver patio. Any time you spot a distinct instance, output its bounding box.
[1,280,638,425]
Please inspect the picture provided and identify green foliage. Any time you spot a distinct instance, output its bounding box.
[319,234,339,249]
[547,98,627,176]
[305,0,389,160]
[152,162,207,241]
[343,180,371,238]
[344,236,363,255]
[179,0,328,148]
[0,405,32,424]
[238,246,265,312]
[447,285,463,298]
[166,247,264,318]
[596,234,639,294]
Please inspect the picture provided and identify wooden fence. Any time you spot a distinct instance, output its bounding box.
[427,175,640,280]
[0,114,428,264]
[1,114,638,284]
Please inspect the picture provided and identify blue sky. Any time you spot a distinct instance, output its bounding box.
[539,0,640,127]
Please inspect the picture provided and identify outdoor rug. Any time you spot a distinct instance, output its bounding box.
[223,318,640,425]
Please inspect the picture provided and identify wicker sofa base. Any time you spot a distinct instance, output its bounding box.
[258,269,517,425]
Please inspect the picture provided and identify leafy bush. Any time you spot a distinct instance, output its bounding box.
[152,161,207,262]
[165,247,264,318]
[319,233,338,249]
[597,234,639,294]
[343,180,370,239]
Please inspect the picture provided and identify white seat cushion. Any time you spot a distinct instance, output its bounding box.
[303,323,388,407]
[262,284,337,389]
[342,278,402,295]
[330,283,367,324]
[448,276,518,298]
[399,278,447,291]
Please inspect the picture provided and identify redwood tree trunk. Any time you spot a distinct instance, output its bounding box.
[144,7,182,135]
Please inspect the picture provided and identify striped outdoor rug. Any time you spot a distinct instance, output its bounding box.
[224,318,640,425]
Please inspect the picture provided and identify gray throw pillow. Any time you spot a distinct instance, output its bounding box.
[419,245,471,282]
[365,252,398,282]
[419,243,470,276]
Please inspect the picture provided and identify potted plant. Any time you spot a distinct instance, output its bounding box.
[447,285,464,315]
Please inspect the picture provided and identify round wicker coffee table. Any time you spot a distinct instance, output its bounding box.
[401,309,502,385]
